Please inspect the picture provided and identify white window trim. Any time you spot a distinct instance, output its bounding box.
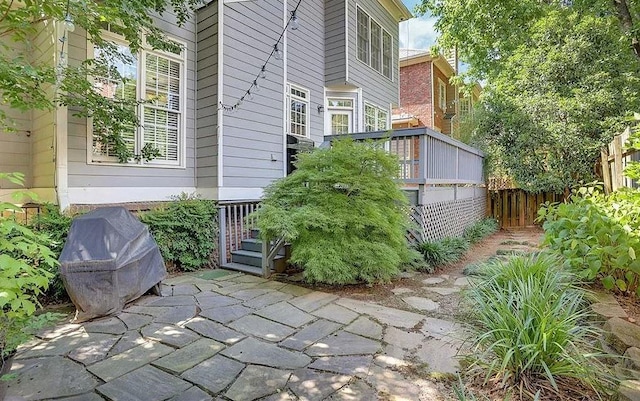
[356,5,393,82]
[287,83,311,138]
[364,102,390,132]
[86,30,188,169]
[438,79,447,111]
[326,97,354,135]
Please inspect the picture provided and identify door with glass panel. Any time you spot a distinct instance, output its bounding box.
[327,99,353,135]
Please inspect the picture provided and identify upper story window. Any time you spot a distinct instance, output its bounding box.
[90,30,185,167]
[288,84,310,137]
[364,103,389,132]
[438,79,447,111]
[356,6,393,80]
[460,96,472,116]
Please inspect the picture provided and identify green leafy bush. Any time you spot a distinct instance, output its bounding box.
[140,194,217,271]
[29,204,73,302]
[253,139,419,285]
[539,185,640,295]
[418,237,469,269]
[463,218,499,244]
[465,253,610,399]
[0,173,56,359]
[417,219,498,271]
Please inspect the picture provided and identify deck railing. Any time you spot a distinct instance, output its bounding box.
[323,127,485,187]
[218,200,261,266]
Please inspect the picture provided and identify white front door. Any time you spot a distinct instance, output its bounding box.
[329,110,353,135]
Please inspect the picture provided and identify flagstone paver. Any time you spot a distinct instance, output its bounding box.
[280,319,342,351]
[96,365,192,401]
[7,357,98,400]
[228,315,296,342]
[306,331,380,357]
[87,341,173,381]
[422,277,445,285]
[402,296,439,312]
[288,368,351,401]
[141,323,200,347]
[222,337,312,368]
[344,316,383,340]
[185,317,246,344]
[334,298,424,329]
[307,355,373,378]
[6,271,470,401]
[181,355,245,394]
[255,301,316,328]
[200,304,254,324]
[425,287,461,296]
[225,365,291,401]
[312,303,359,325]
[152,338,225,373]
[288,292,339,313]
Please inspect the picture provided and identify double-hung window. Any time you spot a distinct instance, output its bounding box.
[327,98,354,135]
[90,30,185,166]
[288,84,310,137]
[356,6,393,80]
[438,79,447,111]
[364,103,389,132]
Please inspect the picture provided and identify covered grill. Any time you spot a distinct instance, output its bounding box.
[59,207,167,321]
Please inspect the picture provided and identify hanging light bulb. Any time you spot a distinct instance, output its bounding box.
[63,14,75,32]
[274,44,282,61]
[253,80,260,92]
[260,66,267,79]
[290,11,299,30]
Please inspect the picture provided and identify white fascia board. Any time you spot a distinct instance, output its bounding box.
[67,187,198,204]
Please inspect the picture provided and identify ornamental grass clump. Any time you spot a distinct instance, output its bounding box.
[253,138,419,285]
[465,253,612,400]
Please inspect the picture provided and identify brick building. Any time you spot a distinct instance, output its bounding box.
[393,49,480,137]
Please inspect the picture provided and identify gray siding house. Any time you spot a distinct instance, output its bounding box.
[0,0,412,209]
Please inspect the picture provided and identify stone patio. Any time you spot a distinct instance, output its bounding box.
[6,271,465,401]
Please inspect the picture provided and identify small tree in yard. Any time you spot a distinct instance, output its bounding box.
[254,139,419,285]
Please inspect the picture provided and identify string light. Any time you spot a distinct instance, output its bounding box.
[273,44,283,61]
[219,0,303,113]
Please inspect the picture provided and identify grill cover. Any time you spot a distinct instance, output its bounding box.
[59,207,167,321]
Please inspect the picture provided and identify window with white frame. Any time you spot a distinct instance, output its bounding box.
[364,103,389,132]
[438,79,447,111]
[382,31,392,79]
[327,98,354,135]
[90,31,185,166]
[356,6,393,80]
[357,8,369,64]
[288,84,310,137]
[460,95,472,116]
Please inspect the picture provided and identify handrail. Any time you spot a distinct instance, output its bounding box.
[323,127,485,157]
[261,236,286,278]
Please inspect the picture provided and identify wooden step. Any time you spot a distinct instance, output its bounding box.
[230,249,287,272]
[220,262,263,276]
[240,238,287,255]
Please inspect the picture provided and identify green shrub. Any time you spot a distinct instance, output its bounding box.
[253,138,419,285]
[418,237,469,269]
[29,204,73,302]
[539,185,640,295]
[0,173,57,359]
[465,253,611,399]
[463,218,499,244]
[140,194,217,271]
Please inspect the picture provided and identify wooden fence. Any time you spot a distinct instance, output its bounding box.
[488,189,562,228]
[601,127,639,193]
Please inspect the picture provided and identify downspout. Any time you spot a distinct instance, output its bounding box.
[282,0,288,177]
[55,20,69,210]
[217,0,224,192]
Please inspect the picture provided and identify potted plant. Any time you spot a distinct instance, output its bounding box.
[0,173,57,398]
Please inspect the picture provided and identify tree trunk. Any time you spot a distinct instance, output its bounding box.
[612,0,640,61]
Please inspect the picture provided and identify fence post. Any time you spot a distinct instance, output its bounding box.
[218,206,227,266]
[613,134,624,191]
[601,148,612,194]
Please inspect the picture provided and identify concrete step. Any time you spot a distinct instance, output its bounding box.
[220,262,263,276]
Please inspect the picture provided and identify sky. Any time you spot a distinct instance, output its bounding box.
[399,0,438,50]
